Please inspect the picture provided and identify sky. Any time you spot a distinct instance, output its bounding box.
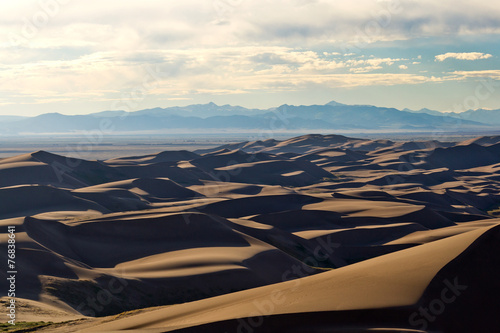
[1,0,500,116]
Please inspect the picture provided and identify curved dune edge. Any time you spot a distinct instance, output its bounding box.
[79,222,499,332]
[2,138,500,332]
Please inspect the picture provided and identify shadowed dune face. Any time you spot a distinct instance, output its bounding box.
[1,134,500,331]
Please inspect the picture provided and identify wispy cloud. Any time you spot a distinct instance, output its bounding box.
[0,1,499,114]
[435,52,493,62]
[451,70,500,79]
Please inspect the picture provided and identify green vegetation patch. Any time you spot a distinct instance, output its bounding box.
[0,321,53,332]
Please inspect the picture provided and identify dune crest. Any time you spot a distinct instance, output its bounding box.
[1,134,500,332]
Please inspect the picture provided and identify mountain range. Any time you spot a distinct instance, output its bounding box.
[1,101,498,135]
[404,107,500,124]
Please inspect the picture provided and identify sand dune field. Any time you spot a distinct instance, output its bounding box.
[1,134,499,332]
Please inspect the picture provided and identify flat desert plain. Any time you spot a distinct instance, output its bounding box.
[1,134,500,332]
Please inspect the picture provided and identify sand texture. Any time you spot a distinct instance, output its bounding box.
[1,134,500,332]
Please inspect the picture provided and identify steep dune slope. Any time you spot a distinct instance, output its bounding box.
[82,223,500,332]
[2,134,500,332]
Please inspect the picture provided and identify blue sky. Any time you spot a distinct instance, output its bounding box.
[1,0,500,116]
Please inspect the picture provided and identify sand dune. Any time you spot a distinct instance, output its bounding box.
[427,143,500,169]
[458,135,500,146]
[192,150,280,168]
[0,185,109,219]
[79,223,500,332]
[105,150,199,165]
[2,134,500,332]
[74,178,202,202]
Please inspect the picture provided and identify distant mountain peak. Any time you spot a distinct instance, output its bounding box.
[403,107,444,116]
[38,112,64,116]
[326,100,346,107]
[33,112,66,119]
[90,110,128,118]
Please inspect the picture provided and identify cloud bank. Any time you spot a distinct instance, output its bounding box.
[435,52,493,62]
[0,0,499,114]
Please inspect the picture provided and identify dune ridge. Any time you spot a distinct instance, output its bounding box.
[1,134,500,332]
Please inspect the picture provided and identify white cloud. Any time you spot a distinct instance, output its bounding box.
[435,52,493,62]
[346,58,405,73]
[297,73,444,88]
[0,45,453,106]
[451,70,500,79]
[1,1,500,114]
[0,45,416,103]
[399,65,408,69]
[2,1,500,50]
